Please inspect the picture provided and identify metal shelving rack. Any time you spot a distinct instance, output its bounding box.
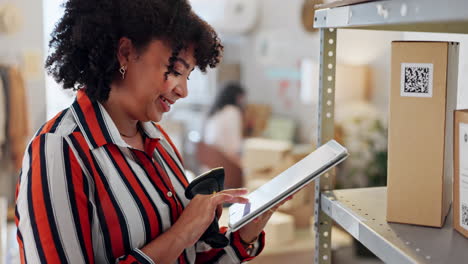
[312,0,468,263]
[321,187,468,263]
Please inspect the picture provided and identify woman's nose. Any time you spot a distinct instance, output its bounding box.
[174,81,188,98]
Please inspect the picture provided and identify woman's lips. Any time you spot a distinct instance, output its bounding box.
[159,96,171,112]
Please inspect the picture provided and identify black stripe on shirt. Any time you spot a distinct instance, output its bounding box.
[93,103,113,144]
[155,144,188,192]
[131,250,153,264]
[229,233,245,261]
[156,145,187,188]
[145,154,180,224]
[72,102,98,148]
[41,135,69,263]
[49,109,68,134]
[104,145,152,242]
[153,151,186,213]
[116,147,164,243]
[27,139,47,263]
[68,134,114,262]
[90,152,131,257]
[16,230,27,264]
[63,139,92,263]
[132,150,175,225]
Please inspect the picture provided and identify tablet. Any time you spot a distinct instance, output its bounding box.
[228,140,348,231]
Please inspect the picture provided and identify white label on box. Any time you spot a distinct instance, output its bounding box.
[400,63,434,98]
[459,123,468,230]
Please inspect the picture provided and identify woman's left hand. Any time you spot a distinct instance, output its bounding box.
[238,196,293,244]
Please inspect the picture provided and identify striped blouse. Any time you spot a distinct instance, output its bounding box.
[15,90,265,264]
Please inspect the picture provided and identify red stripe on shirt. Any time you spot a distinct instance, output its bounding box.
[73,134,125,258]
[38,110,63,135]
[133,150,181,223]
[155,124,184,165]
[156,143,189,188]
[68,148,95,263]
[30,138,61,263]
[76,92,107,146]
[108,145,161,238]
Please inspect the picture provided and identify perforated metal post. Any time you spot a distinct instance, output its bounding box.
[314,28,337,264]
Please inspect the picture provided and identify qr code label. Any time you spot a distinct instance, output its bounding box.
[462,203,468,229]
[400,63,434,98]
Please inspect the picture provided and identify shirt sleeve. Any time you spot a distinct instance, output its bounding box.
[15,133,155,264]
[195,227,265,263]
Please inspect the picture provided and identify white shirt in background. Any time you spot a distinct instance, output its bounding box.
[204,105,243,156]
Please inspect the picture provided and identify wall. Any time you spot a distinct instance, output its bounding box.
[0,0,45,204]
[0,0,46,132]
[403,32,468,109]
[337,29,402,114]
[231,0,402,143]
[238,0,319,143]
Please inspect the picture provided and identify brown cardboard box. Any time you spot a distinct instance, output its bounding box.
[243,142,316,228]
[242,138,292,172]
[263,212,295,246]
[244,104,271,137]
[278,185,315,228]
[454,110,468,237]
[387,41,459,227]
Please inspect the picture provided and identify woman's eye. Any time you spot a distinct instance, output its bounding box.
[173,71,182,76]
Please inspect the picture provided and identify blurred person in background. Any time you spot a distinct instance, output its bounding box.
[203,82,247,167]
[14,1,282,263]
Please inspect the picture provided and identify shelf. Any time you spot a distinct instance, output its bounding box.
[314,0,468,34]
[321,187,468,264]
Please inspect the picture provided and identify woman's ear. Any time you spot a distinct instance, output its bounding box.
[117,37,135,66]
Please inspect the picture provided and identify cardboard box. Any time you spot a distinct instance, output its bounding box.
[454,110,468,237]
[242,143,316,227]
[244,104,271,137]
[280,200,314,228]
[263,212,295,246]
[387,42,459,227]
[244,173,315,228]
[242,138,292,172]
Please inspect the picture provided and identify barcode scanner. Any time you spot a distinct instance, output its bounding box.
[184,167,230,248]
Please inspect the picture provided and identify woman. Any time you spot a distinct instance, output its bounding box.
[204,82,246,167]
[15,1,278,263]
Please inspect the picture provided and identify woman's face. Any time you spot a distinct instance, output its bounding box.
[117,39,195,122]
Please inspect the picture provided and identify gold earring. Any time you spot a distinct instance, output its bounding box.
[119,65,127,80]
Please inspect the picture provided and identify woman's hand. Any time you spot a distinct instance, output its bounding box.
[238,196,293,244]
[171,188,249,248]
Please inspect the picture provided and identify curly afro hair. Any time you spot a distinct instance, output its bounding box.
[45,0,223,102]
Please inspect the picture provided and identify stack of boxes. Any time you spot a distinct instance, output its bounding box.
[387,41,468,238]
[241,138,316,241]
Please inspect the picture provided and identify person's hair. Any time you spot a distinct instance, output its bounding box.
[45,0,223,102]
[208,82,245,117]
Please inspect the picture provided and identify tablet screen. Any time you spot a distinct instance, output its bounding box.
[228,140,347,231]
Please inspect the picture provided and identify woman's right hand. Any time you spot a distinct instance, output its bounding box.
[170,188,249,248]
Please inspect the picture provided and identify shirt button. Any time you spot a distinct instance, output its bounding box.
[167,191,173,198]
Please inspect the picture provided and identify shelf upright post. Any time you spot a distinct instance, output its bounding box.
[314,27,337,264]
